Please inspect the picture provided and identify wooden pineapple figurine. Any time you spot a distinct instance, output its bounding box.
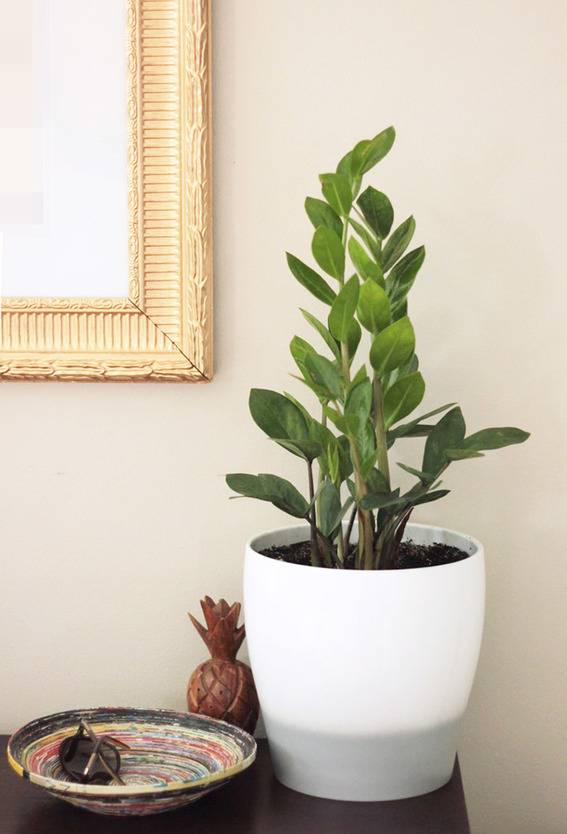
[187,597,259,734]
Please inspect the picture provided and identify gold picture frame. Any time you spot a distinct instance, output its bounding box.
[0,0,212,382]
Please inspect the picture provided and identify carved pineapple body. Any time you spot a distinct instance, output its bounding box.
[187,597,259,734]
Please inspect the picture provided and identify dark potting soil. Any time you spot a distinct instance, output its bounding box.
[260,539,469,570]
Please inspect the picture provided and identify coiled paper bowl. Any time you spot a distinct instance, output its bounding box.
[7,706,256,816]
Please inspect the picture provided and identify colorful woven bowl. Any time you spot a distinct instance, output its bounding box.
[7,707,256,816]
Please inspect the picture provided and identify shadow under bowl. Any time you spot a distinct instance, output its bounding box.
[7,706,256,816]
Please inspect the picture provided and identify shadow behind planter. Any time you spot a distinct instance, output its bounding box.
[244,522,485,801]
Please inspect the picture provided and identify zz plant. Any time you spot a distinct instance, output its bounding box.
[227,127,529,570]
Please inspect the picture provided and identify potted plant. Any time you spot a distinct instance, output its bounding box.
[227,127,528,801]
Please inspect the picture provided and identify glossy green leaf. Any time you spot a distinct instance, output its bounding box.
[344,377,372,433]
[226,473,309,518]
[422,406,466,476]
[275,438,323,462]
[388,246,426,312]
[367,467,390,493]
[370,317,415,376]
[462,427,530,452]
[357,186,394,238]
[304,197,343,237]
[382,216,415,272]
[319,172,352,217]
[346,317,362,361]
[354,421,377,479]
[397,462,435,484]
[289,334,315,367]
[249,388,311,456]
[305,352,343,400]
[348,237,384,284]
[318,481,342,537]
[351,126,396,175]
[361,489,402,510]
[336,150,362,197]
[404,489,450,509]
[328,275,360,341]
[383,372,425,428]
[444,448,485,460]
[312,226,345,280]
[348,218,382,261]
[286,253,336,305]
[386,353,419,388]
[387,403,457,441]
[300,309,340,359]
[337,435,354,480]
[357,279,391,333]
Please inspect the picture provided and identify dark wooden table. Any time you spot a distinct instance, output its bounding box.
[0,738,470,833]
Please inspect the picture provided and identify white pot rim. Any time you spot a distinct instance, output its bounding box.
[246,521,482,574]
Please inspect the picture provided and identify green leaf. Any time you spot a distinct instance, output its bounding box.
[348,237,384,284]
[351,126,396,175]
[249,388,311,457]
[387,353,419,388]
[354,421,377,479]
[348,364,368,392]
[318,481,342,537]
[289,337,325,398]
[367,467,390,493]
[445,448,485,460]
[397,462,435,484]
[361,489,402,510]
[336,150,362,197]
[305,197,342,237]
[337,435,354,480]
[226,473,309,518]
[382,216,415,272]
[348,218,382,262]
[344,377,372,433]
[383,372,425,428]
[328,275,360,341]
[423,406,466,476]
[283,391,313,422]
[300,309,340,359]
[357,186,394,238]
[387,246,426,312]
[404,489,450,509]
[275,438,323,462]
[346,317,362,361]
[286,253,336,305]
[320,172,353,217]
[462,427,530,452]
[312,226,345,280]
[304,352,343,400]
[357,279,391,333]
[370,317,415,376]
[387,403,457,441]
[290,334,315,367]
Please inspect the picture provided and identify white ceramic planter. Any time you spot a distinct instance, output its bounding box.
[244,522,485,801]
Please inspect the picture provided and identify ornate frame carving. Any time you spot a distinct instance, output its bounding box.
[0,0,212,382]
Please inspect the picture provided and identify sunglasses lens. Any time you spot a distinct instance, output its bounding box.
[59,737,120,784]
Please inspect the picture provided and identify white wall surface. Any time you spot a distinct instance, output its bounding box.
[1,2,566,832]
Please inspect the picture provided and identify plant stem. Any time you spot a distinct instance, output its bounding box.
[315,404,327,527]
[372,373,390,487]
[340,206,374,569]
[344,504,357,558]
[306,461,321,567]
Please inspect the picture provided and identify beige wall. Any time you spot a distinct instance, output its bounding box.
[1,1,566,831]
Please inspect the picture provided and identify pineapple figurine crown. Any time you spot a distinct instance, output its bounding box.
[189,596,246,662]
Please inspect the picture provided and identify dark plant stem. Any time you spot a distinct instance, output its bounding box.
[306,461,321,567]
[372,373,390,487]
[344,504,357,558]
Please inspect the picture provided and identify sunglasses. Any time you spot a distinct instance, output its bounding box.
[58,720,130,785]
